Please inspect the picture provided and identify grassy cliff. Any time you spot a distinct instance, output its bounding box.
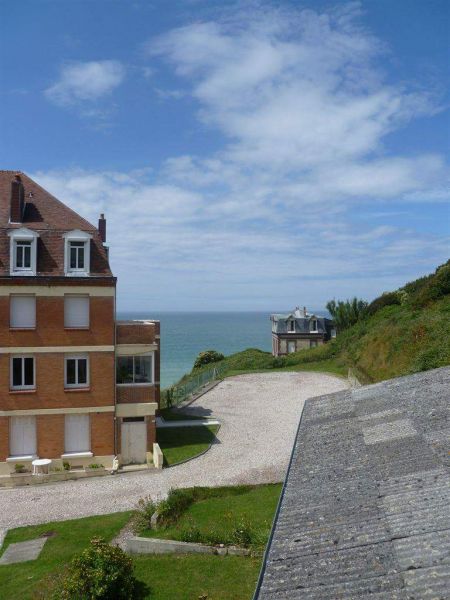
[171,261,450,390]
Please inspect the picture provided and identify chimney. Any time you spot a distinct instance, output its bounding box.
[10,174,25,223]
[303,306,307,317]
[98,213,106,243]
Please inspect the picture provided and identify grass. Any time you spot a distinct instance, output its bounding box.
[158,425,219,466]
[140,483,282,547]
[0,484,281,599]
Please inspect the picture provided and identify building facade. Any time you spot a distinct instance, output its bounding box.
[0,171,159,475]
[271,307,335,356]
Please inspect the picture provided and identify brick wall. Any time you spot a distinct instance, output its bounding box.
[116,321,159,344]
[0,418,8,461]
[37,414,64,457]
[116,385,158,404]
[90,412,114,456]
[0,295,114,347]
[0,351,115,411]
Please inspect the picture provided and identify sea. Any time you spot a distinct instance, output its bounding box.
[117,310,329,388]
[117,311,273,389]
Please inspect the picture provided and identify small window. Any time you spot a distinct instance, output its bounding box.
[69,241,86,270]
[15,241,32,269]
[64,295,89,328]
[288,320,295,333]
[310,319,318,332]
[116,354,153,384]
[65,415,90,453]
[11,356,35,390]
[10,416,37,457]
[10,295,36,328]
[65,355,89,388]
[310,340,319,348]
[331,329,337,338]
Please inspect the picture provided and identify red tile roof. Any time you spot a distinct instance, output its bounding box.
[0,171,113,278]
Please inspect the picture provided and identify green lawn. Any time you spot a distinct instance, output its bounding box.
[0,483,281,600]
[140,483,282,548]
[157,425,219,466]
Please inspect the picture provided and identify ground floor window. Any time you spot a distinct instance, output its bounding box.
[65,415,90,453]
[310,340,319,348]
[288,341,296,353]
[10,416,37,457]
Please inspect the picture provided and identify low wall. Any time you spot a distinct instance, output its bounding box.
[126,536,250,556]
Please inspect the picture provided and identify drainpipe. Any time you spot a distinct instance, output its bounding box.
[113,284,118,458]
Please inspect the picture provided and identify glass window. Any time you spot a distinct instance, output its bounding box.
[65,356,89,388]
[15,241,32,269]
[69,241,85,270]
[288,320,295,332]
[116,355,153,384]
[11,356,35,389]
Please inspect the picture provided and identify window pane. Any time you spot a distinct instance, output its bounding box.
[66,359,76,384]
[116,357,134,383]
[12,358,22,387]
[78,359,87,384]
[70,246,77,269]
[77,246,84,268]
[135,356,152,383]
[24,358,34,386]
[24,245,31,268]
[16,245,23,268]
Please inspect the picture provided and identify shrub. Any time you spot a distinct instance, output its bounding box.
[179,523,203,543]
[132,496,157,534]
[326,298,368,331]
[367,292,401,316]
[193,350,225,370]
[413,262,450,308]
[157,488,196,526]
[270,356,286,368]
[231,518,253,548]
[87,463,104,469]
[63,461,70,471]
[14,463,26,474]
[52,537,138,599]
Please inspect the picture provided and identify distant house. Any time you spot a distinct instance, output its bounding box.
[270,306,336,356]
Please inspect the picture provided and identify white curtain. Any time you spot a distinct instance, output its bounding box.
[65,415,90,453]
[10,296,36,328]
[10,416,37,456]
[64,296,89,328]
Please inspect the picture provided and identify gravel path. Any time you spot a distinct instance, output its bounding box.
[0,372,348,530]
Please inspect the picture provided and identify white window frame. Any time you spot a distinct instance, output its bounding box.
[116,352,155,386]
[310,319,318,332]
[8,228,39,276]
[64,294,90,329]
[10,355,35,390]
[65,354,89,389]
[63,230,92,277]
[10,294,36,329]
[288,319,296,333]
[331,329,337,338]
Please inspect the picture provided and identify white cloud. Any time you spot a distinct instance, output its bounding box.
[45,60,125,106]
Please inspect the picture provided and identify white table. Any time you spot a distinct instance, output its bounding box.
[32,458,52,475]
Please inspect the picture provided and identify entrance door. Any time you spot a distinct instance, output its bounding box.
[121,420,147,464]
[288,341,296,353]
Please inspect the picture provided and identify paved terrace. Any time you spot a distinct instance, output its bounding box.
[256,366,450,599]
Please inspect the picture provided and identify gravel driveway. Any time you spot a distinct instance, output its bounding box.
[0,372,348,530]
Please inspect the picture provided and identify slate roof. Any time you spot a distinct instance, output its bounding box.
[0,171,112,278]
[271,315,333,335]
[255,366,450,599]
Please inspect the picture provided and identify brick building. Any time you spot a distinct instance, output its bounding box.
[271,306,336,356]
[0,171,160,475]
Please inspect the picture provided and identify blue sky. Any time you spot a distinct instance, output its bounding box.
[1,0,449,311]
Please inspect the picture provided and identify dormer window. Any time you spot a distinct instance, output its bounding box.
[63,230,92,276]
[8,228,39,276]
[288,319,296,333]
[310,319,318,332]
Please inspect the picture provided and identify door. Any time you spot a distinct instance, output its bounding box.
[288,341,296,353]
[121,420,147,464]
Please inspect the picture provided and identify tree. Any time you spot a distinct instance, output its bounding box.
[326,297,368,332]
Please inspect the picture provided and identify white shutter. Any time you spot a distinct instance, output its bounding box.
[64,296,89,328]
[10,416,37,456]
[10,296,36,328]
[65,415,90,453]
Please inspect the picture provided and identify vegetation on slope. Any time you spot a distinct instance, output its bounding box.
[170,261,450,388]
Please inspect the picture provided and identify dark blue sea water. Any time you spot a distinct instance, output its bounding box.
[117,311,273,388]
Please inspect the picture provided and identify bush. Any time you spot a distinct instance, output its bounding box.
[193,350,225,370]
[14,463,26,474]
[231,518,253,548]
[270,356,286,368]
[413,262,450,308]
[52,537,138,599]
[63,461,70,471]
[367,292,401,316]
[157,488,197,526]
[132,496,157,534]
